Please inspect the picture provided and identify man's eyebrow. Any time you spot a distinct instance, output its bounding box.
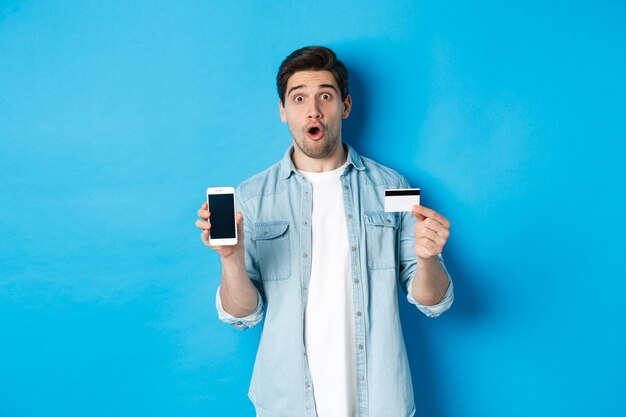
[287,85,305,97]
[319,84,339,93]
[287,83,339,97]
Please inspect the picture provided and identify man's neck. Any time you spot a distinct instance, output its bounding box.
[292,142,347,173]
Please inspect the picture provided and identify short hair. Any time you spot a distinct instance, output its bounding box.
[276,46,349,104]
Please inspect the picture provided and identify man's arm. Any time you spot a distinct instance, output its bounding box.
[219,250,259,317]
[196,203,260,318]
[409,204,451,305]
[411,255,450,306]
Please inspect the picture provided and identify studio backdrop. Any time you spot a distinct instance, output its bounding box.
[1,1,625,416]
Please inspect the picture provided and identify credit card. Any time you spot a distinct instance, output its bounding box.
[384,188,420,212]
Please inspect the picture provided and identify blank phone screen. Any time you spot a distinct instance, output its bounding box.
[208,193,236,239]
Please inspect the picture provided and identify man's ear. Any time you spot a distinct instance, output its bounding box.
[279,99,287,123]
[342,94,352,119]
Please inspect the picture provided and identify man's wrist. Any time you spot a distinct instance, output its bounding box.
[417,255,440,268]
[220,250,243,262]
[220,252,247,279]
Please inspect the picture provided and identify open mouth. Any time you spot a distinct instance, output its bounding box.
[306,125,324,140]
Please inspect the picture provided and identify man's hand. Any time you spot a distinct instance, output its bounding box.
[411,205,451,260]
[196,202,245,259]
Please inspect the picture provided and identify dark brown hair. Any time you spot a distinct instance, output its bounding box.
[276,46,349,104]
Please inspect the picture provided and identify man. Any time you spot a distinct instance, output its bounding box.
[195,46,454,417]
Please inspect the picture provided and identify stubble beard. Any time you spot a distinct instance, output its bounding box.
[291,125,341,159]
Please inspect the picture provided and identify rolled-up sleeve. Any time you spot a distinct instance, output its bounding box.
[215,285,264,330]
[406,254,454,318]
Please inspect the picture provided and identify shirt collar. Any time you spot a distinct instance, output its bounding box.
[279,142,366,180]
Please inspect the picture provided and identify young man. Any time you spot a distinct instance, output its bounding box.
[195,46,454,417]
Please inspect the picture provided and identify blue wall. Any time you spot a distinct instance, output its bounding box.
[1,1,625,416]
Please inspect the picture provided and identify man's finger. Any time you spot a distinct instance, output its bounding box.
[417,237,442,256]
[419,227,446,247]
[412,205,450,228]
[421,218,451,239]
[413,211,426,221]
[195,219,211,230]
[236,212,244,233]
[198,208,210,219]
[200,230,212,246]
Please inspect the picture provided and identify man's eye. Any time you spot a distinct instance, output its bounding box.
[294,96,304,102]
[321,93,331,100]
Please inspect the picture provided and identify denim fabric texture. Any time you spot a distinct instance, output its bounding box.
[216,143,454,417]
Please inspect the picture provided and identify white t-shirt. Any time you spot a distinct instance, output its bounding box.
[298,162,356,417]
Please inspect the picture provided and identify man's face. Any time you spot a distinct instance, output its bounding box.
[279,70,352,160]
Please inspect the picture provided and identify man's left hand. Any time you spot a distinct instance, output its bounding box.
[411,205,451,260]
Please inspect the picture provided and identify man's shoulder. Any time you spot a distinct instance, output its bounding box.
[236,159,284,202]
[359,154,410,187]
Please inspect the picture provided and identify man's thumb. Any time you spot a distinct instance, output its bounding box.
[236,211,244,232]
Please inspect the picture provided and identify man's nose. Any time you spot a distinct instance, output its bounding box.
[307,102,322,119]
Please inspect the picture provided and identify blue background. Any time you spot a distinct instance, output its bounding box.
[1,1,625,416]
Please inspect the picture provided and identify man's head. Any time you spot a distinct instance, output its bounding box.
[276,46,349,105]
[277,46,352,167]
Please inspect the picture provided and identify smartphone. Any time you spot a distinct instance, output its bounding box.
[206,186,238,246]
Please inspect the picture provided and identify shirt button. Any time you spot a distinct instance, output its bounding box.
[358,375,365,381]
[354,279,359,284]
[303,221,308,225]
[356,311,362,316]
[347,214,353,219]
[344,185,349,190]
[306,383,310,388]
[358,344,364,350]
[303,253,308,258]
[351,246,356,252]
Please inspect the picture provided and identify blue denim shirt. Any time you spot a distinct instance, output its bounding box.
[216,143,454,417]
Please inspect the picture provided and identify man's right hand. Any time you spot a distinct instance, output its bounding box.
[196,202,245,260]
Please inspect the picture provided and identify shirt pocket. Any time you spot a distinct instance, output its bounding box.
[252,221,291,281]
[363,211,399,270]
